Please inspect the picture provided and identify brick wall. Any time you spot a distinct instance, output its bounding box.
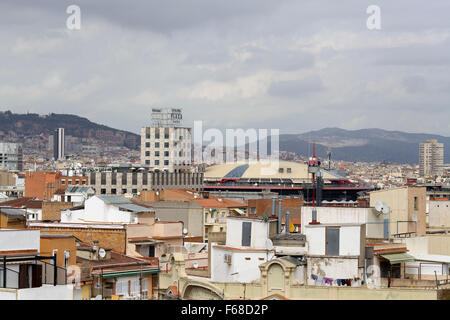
[25,171,63,200]
[42,202,74,221]
[30,226,127,253]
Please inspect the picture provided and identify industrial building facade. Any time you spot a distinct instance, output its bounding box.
[88,171,203,195]
[419,139,444,177]
[0,142,23,171]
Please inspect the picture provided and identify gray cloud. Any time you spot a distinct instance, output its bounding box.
[0,0,449,137]
[268,76,325,98]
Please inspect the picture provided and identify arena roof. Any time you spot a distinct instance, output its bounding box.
[204,161,341,182]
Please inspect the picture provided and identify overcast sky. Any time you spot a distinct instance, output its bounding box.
[1,0,449,136]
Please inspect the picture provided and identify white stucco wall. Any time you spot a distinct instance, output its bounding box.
[301,207,385,239]
[305,224,361,256]
[340,226,361,256]
[428,200,450,227]
[61,196,136,224]
[0,229,40,251]
[211,245,274,283]
[17,284,74,300]
[305,227,326,255]
[225,218,269,249]
[306,257,360,286]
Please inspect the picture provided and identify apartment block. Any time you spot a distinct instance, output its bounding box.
[140,126,192,172]
[0,142,23,171]
[419,139,444,177]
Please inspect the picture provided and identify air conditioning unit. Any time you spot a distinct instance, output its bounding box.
[224,254,232,265]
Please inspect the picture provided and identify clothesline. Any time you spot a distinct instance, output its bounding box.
[311,274,361,286]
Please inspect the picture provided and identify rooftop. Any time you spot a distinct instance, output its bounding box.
[0,197,43,209]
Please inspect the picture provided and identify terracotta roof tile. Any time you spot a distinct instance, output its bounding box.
[0,197,43,209]
[193,198,247,208]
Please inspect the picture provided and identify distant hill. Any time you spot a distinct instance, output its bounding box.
[0,111,140,149]
[279,127,450,164]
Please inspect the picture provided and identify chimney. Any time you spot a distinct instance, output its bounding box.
[310,207,320,225]
[278,200,282,233]
[92,240,99,260]
[271,198,276,217]
[285,211,290,234]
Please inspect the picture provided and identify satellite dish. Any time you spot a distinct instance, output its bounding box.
[193,262,199,269]
[98,248,106,258]
[374,200,383,212]
[381,203,390,215]
[265,239,274,251]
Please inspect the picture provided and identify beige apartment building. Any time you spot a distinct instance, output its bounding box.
[419,139,444,177]
[140,126,192,173]
[369,186,427,237]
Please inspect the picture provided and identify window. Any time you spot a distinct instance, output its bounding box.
[145,160,150,165]
[61,179,66,185]
[115,280,128,296]
[155,160,160,165]
[155,151,160,157]
[145,151,150,156]
[414,196,418,211]
[75,180,79,185]
[164,151,169,157]
[164,134,169,139]
[101,188,106,194]
[250,207,256,214]
[68,180,72,185]
[146,134,150,139]
[155,134,160,139]
[141,278,148,299]
[130,279,140,296]
[278,168,284,173]
[155,142,160,148]
[81,180,86,185]
[132,189,138,194]
[164,142,169,148]
[122,189,127,194]
[164,160,169,166]
[145,142,150,148]
[287,168,291,173]
[111,188,117,195]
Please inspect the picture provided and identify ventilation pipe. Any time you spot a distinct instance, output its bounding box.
[285,211,290,234]
[278,200,282,234]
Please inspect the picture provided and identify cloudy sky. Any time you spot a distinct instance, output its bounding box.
[1,0,449,136]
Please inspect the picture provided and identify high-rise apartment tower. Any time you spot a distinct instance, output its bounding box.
[141,108,191,173]
[419,139,444,177]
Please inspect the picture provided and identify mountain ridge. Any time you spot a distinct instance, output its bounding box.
[0,111,140,150]
[279,127,450,164]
